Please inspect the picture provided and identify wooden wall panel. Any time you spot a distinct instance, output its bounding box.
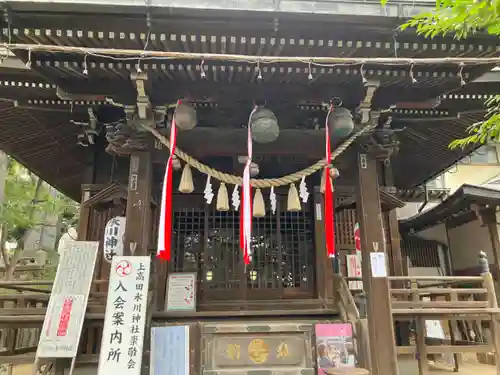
[335,209,356,248]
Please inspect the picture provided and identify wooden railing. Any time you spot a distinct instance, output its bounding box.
[0,276,342,366]
[0,279,109,365]
[2,266,499,374]
[334,274,360,323]
[0,255,48,281]
[388,273,500,374]
[333,274,370,370]
[336,257,500,375]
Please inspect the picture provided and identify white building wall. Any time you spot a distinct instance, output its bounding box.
[411,223,448,244]
[447,219,493,271]
[405,216,498,274]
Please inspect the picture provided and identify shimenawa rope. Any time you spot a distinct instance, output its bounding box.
[141,123,376,188]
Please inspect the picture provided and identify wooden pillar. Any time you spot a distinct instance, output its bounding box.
[444,221,455,274]
[483,209,500,277]
[77,153,96,241]
[478,207,500,304]
[383,161,409,346]
[124,151,153,256]
[386,211,405,276]
[382,161,405,278]
[356,151,399,375]
[77,188,92,241]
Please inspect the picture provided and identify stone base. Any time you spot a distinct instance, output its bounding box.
[477,352,496,365]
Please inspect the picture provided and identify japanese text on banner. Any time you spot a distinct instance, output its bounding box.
[98,256,150,375]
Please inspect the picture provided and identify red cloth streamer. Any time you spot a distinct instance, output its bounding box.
[354,222,361,253]
[324,105,336,258]
[157,100,181,261]
[240,107,256,265]
[239,185,252,264]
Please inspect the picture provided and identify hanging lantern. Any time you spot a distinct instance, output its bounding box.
[327,107,354,138]
[173,101,197,130]
[250,107,280,144]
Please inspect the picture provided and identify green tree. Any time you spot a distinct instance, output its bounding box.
[0,154,77,279]
[382,0,499,149]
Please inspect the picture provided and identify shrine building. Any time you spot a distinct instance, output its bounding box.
[0,2,499,375]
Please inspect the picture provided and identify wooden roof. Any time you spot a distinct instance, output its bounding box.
[400,184,500,233]
[0,8,498,199]
[0,100,87,197]
[391,110,488,189]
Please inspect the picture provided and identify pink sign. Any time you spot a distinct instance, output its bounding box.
[57,298,73,337]
[315,324,355,374]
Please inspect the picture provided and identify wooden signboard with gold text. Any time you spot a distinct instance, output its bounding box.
[202,322,314,375]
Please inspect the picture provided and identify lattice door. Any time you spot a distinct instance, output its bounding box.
[169,194,316,302]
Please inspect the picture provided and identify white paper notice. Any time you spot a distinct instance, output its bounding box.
[369,252,387,278]
[315,203,322,221]
[37,241,98,358]
[425,320,446,340]
[346,254,363,290]
[150,326,189,375]
[166,273,197,312]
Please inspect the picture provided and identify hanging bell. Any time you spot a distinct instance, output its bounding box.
[328,107,354,138]
[330,167,340,180]
[250,106,280,144]
[250,162,259,177]
[174,101,197,130]
[172,155,182,171]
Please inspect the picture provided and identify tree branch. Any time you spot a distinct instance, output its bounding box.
[0,224,9,267]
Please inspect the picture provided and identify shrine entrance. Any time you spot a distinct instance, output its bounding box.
[170,194,316,303]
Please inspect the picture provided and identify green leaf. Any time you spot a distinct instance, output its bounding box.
[0,158,74,242]
[392,0,499,39]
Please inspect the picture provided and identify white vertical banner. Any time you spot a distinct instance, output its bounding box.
[103,216,126,263]
[98,256,151,375]
[37,241,99,358]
